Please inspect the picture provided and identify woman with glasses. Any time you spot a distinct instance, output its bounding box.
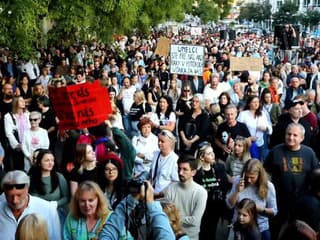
[22,111,49,172]
[179,94,209,155]
[29,149,69,225]
[176,81,193,123]
[194,143,230,240]
[97,155,125,210]
[4,96,30,171]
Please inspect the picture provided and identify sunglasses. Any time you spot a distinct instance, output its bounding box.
[159,130,176,141]
[3,183,27,190]
[29,118,39,122]
[183,89,191,92]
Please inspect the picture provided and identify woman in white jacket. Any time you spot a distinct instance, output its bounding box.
[4,96,30,170]
[131,117,159,176]
[237,95,272,162]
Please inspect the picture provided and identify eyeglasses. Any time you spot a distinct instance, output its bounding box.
[3,183,27,190]
[105,168,118,173]
[29,118,39,122]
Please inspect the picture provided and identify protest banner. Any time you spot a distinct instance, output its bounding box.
[154,37,171,57]
[230,57,263,71]
[49,80,111,130]
[170,44,204,76]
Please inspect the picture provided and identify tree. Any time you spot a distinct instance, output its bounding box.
[297,10,320,30]
[0,0,47,60]
[193,0,234,23]
[238,1,271,23]
[272,0,299,25]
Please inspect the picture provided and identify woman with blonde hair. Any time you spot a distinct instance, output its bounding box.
[194,142,229,240]
[226,159,278,240]
[225,136,251,183]
[69,144,98,195]
[161,200,189,239]
[128,89,152,137]
[64,181,110,240]
[15,214,49,240]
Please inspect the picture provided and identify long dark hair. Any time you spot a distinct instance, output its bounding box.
[97,158,124,209]
[156,95,174,119]
[244,95,262,117]
[29,149,59,195]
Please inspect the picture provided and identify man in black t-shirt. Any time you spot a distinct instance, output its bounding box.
[265,123,319,238]
[214,104,251,161]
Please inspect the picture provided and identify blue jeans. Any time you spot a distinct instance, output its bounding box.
[261,229,271,240]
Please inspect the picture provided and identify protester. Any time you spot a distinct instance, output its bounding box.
[194,143,229,240]
[97,155,125,210]
[237,95,272,161]
[63,181,111,240]
[4,96,30,171]
[227,159,277,240]
[22,111,49,171]
[265,123,319,238]
[15,214,49,240]
[99,181,176,240]
[69,144,98,195]
[164,155,207,240]
[131,117,159,176]
[29,149,69,224]
[150,130,179,196]
[179,94,209,155]
[0,170,61,240]
[233,198,262,240]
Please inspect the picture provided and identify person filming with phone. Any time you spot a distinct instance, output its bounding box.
[98,180,176,240]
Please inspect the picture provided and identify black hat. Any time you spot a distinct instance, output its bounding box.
[285,99,304,110]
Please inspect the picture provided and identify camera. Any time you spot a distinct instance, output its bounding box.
[126,171,149,194]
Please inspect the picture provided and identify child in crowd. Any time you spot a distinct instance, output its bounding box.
[225,136,251,183]
[233,198,261,240]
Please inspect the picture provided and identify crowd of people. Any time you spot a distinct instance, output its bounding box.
[0,28,320,240]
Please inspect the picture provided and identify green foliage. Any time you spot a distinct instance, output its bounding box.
[272,0,299,25]
[297,10,320,30]
[193,0,234,23]
[0,0,47,60]
[238,0,271,22]
[0,0,231,57]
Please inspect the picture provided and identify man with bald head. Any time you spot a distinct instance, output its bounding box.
[0,170,61,240]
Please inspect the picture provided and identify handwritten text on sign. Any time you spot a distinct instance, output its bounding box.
[170,44,204,76]
[49,80,111,130]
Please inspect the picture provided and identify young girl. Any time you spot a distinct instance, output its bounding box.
[233,198,261,240]
[225,136,251,183]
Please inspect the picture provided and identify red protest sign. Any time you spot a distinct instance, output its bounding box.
[49,81,111,130]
